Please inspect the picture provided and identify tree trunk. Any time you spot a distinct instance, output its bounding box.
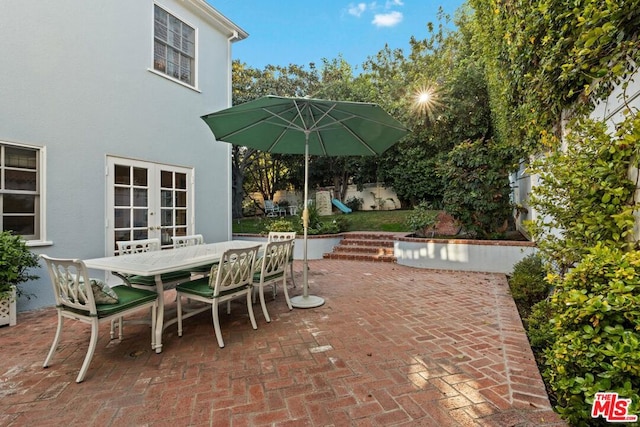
[231,163,245,219]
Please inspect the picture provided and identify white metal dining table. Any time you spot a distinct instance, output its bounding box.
[84,240,263,353]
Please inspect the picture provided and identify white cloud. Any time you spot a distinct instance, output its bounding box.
[385,0,404,7]
[372,11,403,27]
[348,3,367,17]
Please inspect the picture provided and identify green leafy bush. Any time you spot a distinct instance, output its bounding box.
[345,196,363,212]
[508,253,550,320]
[528,116,640,274]
[406,201,439,237]
[0,231,40,299]
[262,204,348,235]
[542,245,640,425]
[527,299,555,355]
[263,218,299,234]
[441,138,517,238]
[332,216,350,232]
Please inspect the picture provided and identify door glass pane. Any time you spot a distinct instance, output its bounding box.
[161,170,173,188]
[133,189,148,207]
[133,209,148,227]
[161,209,173,226]
[161,190,173,207]
[133,167,147,186]
[114,165,130,185]
[114,188,130,206]
[175,191,186,207]
[114,209,130,228]
[133,229,149,240]
[176,173,187,189]
[176,209,186,226]
[114,230,131,248]
[161,229,172,246]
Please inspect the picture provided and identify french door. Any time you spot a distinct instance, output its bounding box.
[106,157,194,254]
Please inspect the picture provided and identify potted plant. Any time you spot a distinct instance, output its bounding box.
[0,231,40,326]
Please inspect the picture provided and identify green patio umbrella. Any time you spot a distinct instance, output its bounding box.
[202,96,409,308]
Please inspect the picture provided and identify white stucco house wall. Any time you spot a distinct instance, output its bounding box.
[0,0,247,312]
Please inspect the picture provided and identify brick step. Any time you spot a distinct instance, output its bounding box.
[340,233,397,241]
[323,252,397,262]
[323,233,399,262]
[331,245,395,255]
[339,239,394,248]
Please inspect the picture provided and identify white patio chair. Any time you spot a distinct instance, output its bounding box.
[171,234,204,247]
[111,238,191,337]
[264,200,285,217]
[267,231,297,288]
[171,234,211,277]
[175,245,261,348]
[115,238,192,287]
[253,239,293,323]
[41,255,158,383]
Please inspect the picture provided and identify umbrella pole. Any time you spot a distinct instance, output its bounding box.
[290,131,325,309]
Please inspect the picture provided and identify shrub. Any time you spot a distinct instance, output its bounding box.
[345,196,363,211]
[0,231,40,299]
[263,218,299,234]
[441,138,516,238]
[542,245,640,425]
[527,299,556,358]
[406,201,439,237]
[508,253,550,320]
[263,204,347,235]
[332,216,350,232]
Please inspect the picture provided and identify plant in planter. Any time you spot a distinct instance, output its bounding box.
[0,231,40,326]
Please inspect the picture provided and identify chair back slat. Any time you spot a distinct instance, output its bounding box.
[260,240,290,278]
[268,232,296,261]
[117,238,160,255]
[41,255,97,314]
[211,246,260,297]
[171,234,204,248]
[267,231,296,242]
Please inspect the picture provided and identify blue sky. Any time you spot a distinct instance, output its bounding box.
[209,0,466,70]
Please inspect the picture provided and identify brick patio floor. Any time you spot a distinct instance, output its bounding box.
[0,260,565,426]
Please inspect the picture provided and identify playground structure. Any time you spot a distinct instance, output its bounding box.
[332,198,352,213]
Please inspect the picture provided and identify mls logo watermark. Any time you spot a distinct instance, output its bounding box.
[591,392,638,423]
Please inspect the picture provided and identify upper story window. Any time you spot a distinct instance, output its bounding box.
[153,5,196,86]
[0,142,41,241]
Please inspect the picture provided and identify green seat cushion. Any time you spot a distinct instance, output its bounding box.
[63,286,156,317]
[190,263,215,273]
[252,270,285,282]
[127,270,192,286]
[176,277,213,298]
[176,277,250,299]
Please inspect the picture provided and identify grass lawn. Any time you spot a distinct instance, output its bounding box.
[233,210,412,234]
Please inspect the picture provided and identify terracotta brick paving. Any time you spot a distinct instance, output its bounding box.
[0,260,565,426]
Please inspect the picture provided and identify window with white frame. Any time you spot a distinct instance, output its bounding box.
[153,5,195,86]
[0,142,41,240]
